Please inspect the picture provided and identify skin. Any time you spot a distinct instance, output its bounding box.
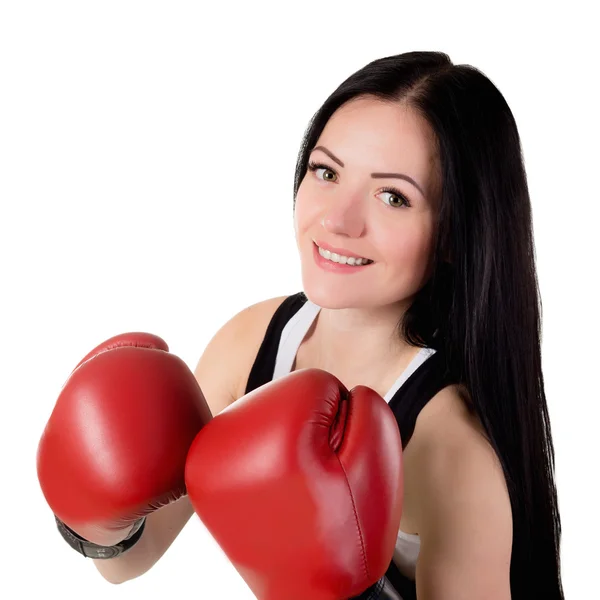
[293,95,441,379]
[293,95,513,599]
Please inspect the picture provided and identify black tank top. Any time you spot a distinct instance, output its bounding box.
[243,292,459,599]
[245,292,457,449]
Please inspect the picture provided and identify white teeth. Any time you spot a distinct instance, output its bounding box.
[318,245,373,266]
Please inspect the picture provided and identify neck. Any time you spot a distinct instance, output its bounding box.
[310,300,412,374]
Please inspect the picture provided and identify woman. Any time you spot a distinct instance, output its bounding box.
[238,50,563,598]
[41,50,564,599]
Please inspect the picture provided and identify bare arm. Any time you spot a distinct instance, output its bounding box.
[407,386,513,599]
[91,495,195,584]
[92,295,288,584]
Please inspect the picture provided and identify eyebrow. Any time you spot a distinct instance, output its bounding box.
[311,145,426,198]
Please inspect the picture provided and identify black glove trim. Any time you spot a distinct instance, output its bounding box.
[349,576,404,600]
[54,515,146,559]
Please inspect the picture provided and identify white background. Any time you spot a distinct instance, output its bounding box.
[1,1,598,597]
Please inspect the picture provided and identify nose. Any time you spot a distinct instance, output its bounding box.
[321,196,366,238]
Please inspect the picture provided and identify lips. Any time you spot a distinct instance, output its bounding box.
[312,242,373,272]
[313,239,372,262]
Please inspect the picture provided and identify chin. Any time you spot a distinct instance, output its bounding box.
[301,282,373,310]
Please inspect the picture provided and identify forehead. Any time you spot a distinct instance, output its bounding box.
[318,96,439,168]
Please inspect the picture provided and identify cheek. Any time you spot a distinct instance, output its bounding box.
[382,218,435,274]
[294,185,320,234]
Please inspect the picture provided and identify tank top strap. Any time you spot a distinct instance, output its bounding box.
[387,347,457,449]
[244,292,309,395]
[272,296,321,381]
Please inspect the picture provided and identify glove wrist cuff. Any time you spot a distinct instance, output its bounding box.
[54,515,146,559]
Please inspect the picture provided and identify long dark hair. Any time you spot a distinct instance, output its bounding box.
[292,51,563,599]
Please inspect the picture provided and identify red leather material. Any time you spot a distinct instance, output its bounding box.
[185,368,403,600]
[37,332,212,543]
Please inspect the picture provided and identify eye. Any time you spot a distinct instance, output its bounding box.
[379,187,411,209]
[307,161,338,182]
[307,161,411,209]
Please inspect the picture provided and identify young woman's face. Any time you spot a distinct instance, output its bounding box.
[294,95,441,310]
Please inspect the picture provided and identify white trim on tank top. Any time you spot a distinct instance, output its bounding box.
[273,296,436,402]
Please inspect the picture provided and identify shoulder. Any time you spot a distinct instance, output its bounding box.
[223,294,290,341]
[405,384,513,597]
[193,295,290,416]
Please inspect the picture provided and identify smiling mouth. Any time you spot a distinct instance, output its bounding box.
[314,242,374,266]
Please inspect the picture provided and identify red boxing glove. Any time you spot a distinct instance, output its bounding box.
[37,332,212,548]
[185,368,403,600]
